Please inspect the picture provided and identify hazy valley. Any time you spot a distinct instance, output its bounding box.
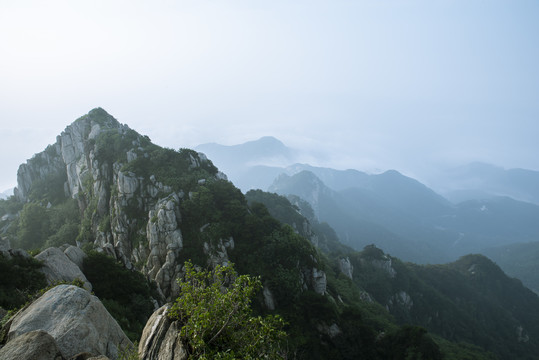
[0,109,538,359]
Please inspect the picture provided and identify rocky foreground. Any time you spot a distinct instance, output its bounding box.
[0,241,185,360]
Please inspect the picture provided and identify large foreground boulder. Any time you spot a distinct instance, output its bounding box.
[63,245,87,270]
[35,247,92,291]
[138,304,187,360]
[6,285,131,359]
[0,330,63,360]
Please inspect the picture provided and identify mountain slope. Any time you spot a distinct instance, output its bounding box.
[269,169,539,263]
[0,108,452,359]
[3,109,539,359]
[249,190,539,359]
[195,136,294,191]
[483,241,539,294]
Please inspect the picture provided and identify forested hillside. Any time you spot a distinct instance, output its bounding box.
[1,109,538,359]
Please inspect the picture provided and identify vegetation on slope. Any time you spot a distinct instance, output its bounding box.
[1,110,534,359]
[82,251,157,342]
[168,261,286,359]
[0,254,46,310]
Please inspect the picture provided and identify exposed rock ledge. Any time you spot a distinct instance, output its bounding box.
[3,285,131,359]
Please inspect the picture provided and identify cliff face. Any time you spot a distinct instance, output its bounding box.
[13,109,212,300]
[13,108,325,302]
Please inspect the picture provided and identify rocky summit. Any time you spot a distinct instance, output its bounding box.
[3,108,539,360]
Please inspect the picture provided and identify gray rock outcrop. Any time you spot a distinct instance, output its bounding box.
[6,285,131,359]
[303,268,327,295]
[316,323,342,339]
[338,257,353,280]
[35,247,92,292]
[263,285,276,311]
[138,304,187,360]
[388,290,413,312]
[371,256,397,278]
[0,330,63,360]
[63,245,87,271]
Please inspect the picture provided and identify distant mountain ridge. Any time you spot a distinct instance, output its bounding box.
[196,137,539,265]
[2,110,539,359]
[433,162,539,205]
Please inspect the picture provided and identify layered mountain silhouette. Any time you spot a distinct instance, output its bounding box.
[2,109,539,359]
[431,162,539,205]
[197,137,539,266]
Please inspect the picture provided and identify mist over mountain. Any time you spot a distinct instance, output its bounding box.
[197,136,539,266]
[3,109,539,359]
[0,189,13,200]
[429,162,539,205]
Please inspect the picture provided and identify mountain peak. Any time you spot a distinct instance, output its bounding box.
[73,107,121,129]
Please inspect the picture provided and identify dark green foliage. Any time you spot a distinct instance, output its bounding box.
[246,190,306,228]
[16,203,50,250]
[0,254,46,310]
[27,170,68,205]
[121,146,218,192]
[0,196,23,217]
[435,336,497,360]
[6,113,531,360]
[378,325,443,360]
[168,261,287,359]
[245,190,352,254]
[13,199,81,250]
[94,128,141,165]
[351,247,539,359]
[82,251,156,341]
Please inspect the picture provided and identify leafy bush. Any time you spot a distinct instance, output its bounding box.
[0,254,46,310]
[168,261,286,359]
[13,199,81,250]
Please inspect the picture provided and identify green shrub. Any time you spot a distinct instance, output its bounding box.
[168,261,287,359]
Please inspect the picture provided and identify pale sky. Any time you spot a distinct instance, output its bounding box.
[1,0,538,191]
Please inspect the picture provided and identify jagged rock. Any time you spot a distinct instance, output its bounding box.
[35,247,92,292]
[145,194,184,300]
[64,246,87,270]
[203,237,234,268]
[263,285,276,310]
[310,268,327,295]
[0,330,63,360]
[360,291,374,303]
[338,257,353,280]
[12,109,221,306]
[117,171,139,197]
[371,256,397,278]
[7,285,131,359]
[139,304,187,360]
[517,325,529,343]
[388,291,413,312]
[316,323,342,339]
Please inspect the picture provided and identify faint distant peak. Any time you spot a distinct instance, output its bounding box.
[195,136,293,170]
[198,136,285,149]
[247,136,285,146]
